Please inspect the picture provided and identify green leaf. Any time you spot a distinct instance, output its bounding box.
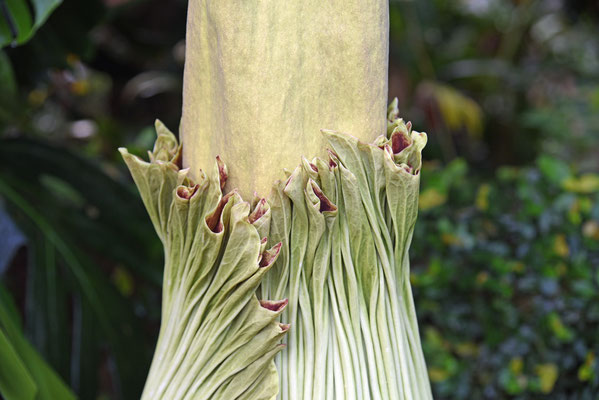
[419,158,467,211]
[0,0,32,47]
[23,234,70,380]
[0,138,162,285]
[0,284,75,400]
[69,296,100,399]
[547,312,574,342]
[537,155,570,186]
[0,0,62,48]
[29,0,61,27]
[0,178,152,399]
[0,329,37,400]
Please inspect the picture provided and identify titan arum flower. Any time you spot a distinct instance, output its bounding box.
[120,0,433,399]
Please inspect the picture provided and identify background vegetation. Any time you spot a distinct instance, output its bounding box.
[1,0,598,398]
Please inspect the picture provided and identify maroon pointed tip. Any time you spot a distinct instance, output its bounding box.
[259,298,288,313]
[310,182,337,213]
[391,130,411,154]
[249,198,268,224]
[327,149,339,169]
[283,175,294,192]
[176,186,188,199]
[205,191,235,233]
[176,184,199,200]
[259,242,282,268]
[215,156,228,191]
[172,146,183,169]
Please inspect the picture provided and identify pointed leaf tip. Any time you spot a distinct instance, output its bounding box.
[391,130,412,154]
[206,191,235,233]
[259,242,282,268]
[216,156,228,191]
[259,298,288,313]
[310,181,337,213]
[249,198,268,224]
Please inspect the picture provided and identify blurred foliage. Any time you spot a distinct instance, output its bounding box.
[0,0,185,398]
[413,156,599,398]
[0,140,162,398]
[0,282,75,400]
[0,0,598,399]
[389,0,599,170]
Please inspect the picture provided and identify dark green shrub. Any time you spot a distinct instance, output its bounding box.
[413,157,599,399]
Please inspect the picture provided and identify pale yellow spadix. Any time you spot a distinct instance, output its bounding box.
[181,0,389,197]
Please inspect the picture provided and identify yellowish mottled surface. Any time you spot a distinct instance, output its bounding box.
[181,0,389,198]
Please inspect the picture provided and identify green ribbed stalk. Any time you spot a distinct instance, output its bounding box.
[260,101,432,400]
[120,123,288,400]
[120,0,432,397]
[120,101,433,399]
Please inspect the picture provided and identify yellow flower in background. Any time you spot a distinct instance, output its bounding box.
[578,352,596,382]
[419,188,447,210]
[27,89,47,106]
[455,342,479,357]
[547,313,574,342]
[475,271,489,286]
[582,220,599,240]
[476,184,491,211]
[535,363,558,394]
[428,367,449,383]
[562,174,599,194]
[509,357,524,375]
[553,234,570,258]
[418,81,483,138]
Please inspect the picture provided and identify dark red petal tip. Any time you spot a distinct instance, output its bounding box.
[259,242,282,268]
[176,184,199,200]
[391,130,412,154]
[259,298,288,313]
[327,149,339,169]
[310,182,337,213]
[249,198,268,224]
[205,191,235,233]
[216,156,228,191]
[172,146,183,168]
[283,174,294,192]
